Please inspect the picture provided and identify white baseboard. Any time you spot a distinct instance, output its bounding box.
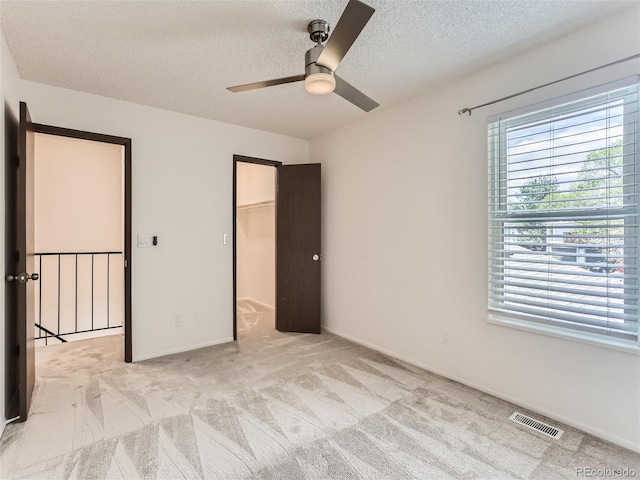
[322,325,640,453]
[133,337,235,362]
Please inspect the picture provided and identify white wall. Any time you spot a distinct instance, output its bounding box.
[0,29,21,435]
[34,133,124,252]
[311,6,640,452]
[236,162,276,307]
[20,80,308,361]
[237,161,275,205]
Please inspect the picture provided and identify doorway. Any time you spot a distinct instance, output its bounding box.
[32,124,132,361]
[232,155,322,340]
[233,156,280,340]
[33,132,125,346]
[4,114,132,424]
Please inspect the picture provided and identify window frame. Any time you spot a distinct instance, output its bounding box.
[487,77,640,348]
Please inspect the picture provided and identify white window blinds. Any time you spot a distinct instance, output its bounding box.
[488,81,639,342]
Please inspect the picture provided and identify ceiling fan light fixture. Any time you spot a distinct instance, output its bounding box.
[304,72,336,95]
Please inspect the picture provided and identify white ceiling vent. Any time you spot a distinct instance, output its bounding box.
[509,412,564,439]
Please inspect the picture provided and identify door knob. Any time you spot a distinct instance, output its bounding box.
[6,273,39,283]
[312,254,320,261]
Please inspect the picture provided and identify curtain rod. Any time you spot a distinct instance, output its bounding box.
[458,53,640,116]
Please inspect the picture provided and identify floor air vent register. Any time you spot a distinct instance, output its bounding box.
[509,412,564,439]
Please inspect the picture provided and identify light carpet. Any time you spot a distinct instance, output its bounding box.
[1,305,638,479]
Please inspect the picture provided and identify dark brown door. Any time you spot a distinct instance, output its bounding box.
[276,163,321,333]
[4,104,20,419]
[4,102,37,421]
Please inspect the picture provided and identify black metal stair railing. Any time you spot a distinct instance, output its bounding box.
[34,251,123,344]
[35,324,67,345]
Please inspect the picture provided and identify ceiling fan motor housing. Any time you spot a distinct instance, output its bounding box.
[305,45,333,77]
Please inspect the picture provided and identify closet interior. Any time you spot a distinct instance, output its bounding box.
[236,161,276,333]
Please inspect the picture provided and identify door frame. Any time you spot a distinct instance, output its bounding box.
[33,124,133,363]
[232,155,281,340]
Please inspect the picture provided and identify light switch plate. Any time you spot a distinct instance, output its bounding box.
[137,234,152,248]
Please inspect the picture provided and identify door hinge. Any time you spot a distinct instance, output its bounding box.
[15,251,19,263]
[124,259,128,267]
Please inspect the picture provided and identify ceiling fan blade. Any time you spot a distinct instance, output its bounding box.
[316,0,374,72]
[334,75,379,112]
[227,74,305,93]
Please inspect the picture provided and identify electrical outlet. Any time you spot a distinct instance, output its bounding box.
[175,313,184,327]
[441,329,449,345]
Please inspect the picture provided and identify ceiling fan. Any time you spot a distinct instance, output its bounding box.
[227,0,379,112]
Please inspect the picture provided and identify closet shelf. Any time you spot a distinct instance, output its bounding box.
[237,200,275,211]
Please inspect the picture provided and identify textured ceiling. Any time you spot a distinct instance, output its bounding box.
[1,0,636,139]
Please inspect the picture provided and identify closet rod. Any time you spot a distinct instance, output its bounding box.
[458,53,640,116]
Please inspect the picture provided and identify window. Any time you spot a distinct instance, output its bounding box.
[488,80,639,343]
